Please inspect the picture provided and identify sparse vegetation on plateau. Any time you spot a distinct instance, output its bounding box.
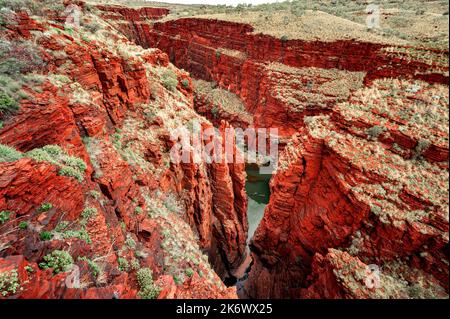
[0,91,19,115]
[0,0,64,14]
[0,37,47,118]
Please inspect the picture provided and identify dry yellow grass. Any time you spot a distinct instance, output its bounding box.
[89,1,448,48]
[163,10,406,44]
[266,62,366,112]
[217,47,247,60]
[193,79,253,125]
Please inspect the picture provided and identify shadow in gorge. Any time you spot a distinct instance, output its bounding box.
[226,163,272,296]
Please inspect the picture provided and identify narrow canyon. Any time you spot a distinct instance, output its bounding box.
[0,1,448,299]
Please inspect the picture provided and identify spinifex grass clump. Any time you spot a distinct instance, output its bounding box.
[26,145,87,182]
[0,144,87,182]
[136,268,161,299]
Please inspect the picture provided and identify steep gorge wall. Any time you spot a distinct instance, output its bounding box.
[245,81,449,298]
[0,11,247,298]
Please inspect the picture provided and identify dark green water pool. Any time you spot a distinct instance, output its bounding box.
[232,165,272,290]
[245,164,271,243]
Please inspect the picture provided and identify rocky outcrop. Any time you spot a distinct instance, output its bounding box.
[96,5,170,21]
[193,79,252,129]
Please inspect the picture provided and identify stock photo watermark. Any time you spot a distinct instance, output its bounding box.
[365,264,381,289]
[366,4,381,29]
[63,3,81,30]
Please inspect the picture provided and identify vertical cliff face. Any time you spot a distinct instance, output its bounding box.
[245,80,449,298]
[0,9,247,298]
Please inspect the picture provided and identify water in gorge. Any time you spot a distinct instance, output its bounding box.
[245,164,271,242]
[233,164,272,294]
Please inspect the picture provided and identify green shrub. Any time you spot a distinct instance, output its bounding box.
[131,258,140,270]
[81,207,97,221]
[55,221,69,232]
[215,50,221,59]
[173,275,181,285]
[0,210,11,224]
[413,139,431,159]
[26,145,87,182]
[181,79,189,88]
[39,202,53,212]
[58,166,84,182]
[134,206,143,215]
[211,106,219,118]
[118,258,129,272]
[39,231,53,241]
[89,190,101,199]
[125,235,136,249]
[0,144,22,162]
[185,267,194,277]
[136,268,161,299]
[39,250,73,274]
[62,229,91,244]
[280,35,289,42]
[366,125,384,140]
[77,256,100,278]
[0,269,20,297]
[163,193,183,214]
[18,221,27,230]
[64,27,74,36]
[161,69,178,92]
[0,91,19,115]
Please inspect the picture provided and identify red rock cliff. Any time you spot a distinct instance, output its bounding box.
[245,80,449,298]
[0,9,246,298]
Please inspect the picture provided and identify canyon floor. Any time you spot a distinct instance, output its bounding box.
[0,0,448,299]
